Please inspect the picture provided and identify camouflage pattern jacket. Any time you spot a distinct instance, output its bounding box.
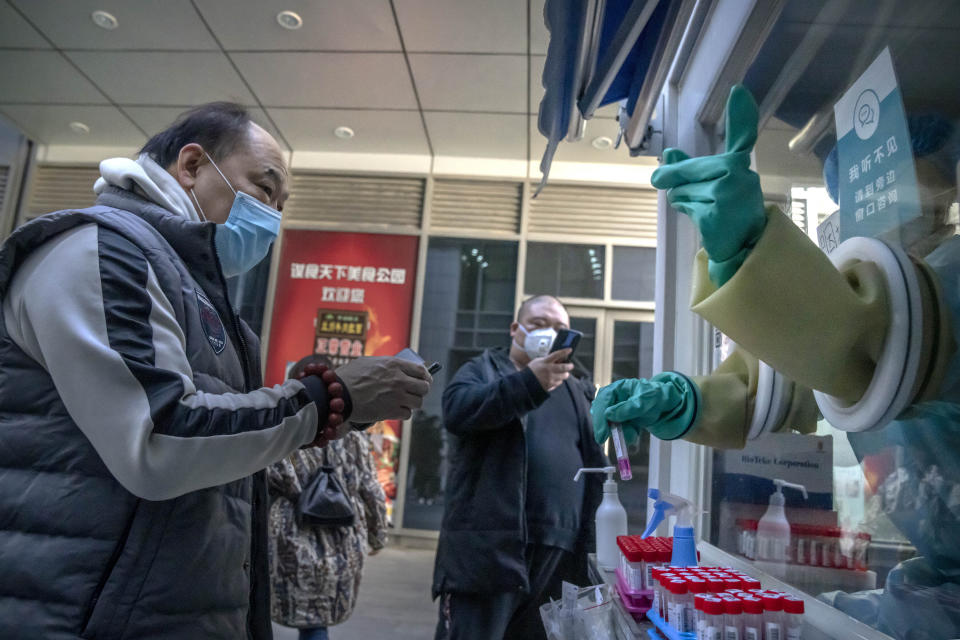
[267,431,388,627]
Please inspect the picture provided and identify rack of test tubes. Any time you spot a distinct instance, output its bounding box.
[736,519,871,571]
[615,536,672,617]
[614,535,805,640]
[646,566,804,640]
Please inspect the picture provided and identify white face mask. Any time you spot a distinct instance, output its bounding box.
[516,324,557,360]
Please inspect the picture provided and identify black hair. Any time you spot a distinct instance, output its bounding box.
[516,294,565,322]
[139,102,253,168]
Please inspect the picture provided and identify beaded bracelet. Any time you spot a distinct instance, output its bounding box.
[299,363,345,430]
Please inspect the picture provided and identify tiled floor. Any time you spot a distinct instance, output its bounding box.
[272,545,439,640]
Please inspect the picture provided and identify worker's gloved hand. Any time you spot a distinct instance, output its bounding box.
[650,84,767,286]
[591,372,700,445]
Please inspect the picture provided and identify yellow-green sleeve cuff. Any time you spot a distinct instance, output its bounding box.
[686,348,759,449]
[689,207,888,403]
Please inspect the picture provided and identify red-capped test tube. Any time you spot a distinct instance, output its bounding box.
[741,597,764,640]
[763,594,784,640]
[724,597,744,640]
[782,596,805,640]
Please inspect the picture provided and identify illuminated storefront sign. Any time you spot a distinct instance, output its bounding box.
[266,230,420,521]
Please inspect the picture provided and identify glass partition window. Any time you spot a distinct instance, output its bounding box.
[525,242,605,299]
[403,238,518,530]
[703,1,960,628]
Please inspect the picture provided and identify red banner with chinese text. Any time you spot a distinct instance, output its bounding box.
[265,230,419,522]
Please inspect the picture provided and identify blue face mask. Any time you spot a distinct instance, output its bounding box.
[191,155,282,277]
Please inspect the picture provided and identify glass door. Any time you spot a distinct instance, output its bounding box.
[568,307,655,533]
[604,311,655,533]
[566,307,603,385]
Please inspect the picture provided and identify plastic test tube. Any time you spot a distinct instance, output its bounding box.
[646,544,664,588]
[782,597,804,640]
[651,568,665,619]
[763,594,784,640]
[668,580,695,633]
[664,579,678,625]
[707,577,726,594]
[740,577,762,591]
[724,597,743,640]
[702,597,725,640]
[609,422,632,480]
[721,576,741,592]
[740,597,764,640]
[694,594,707,640]
[688,578,709,592]
[617,536,645,590]
[658,572,676,620]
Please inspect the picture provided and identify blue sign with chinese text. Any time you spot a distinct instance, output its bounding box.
[833,47,920,241]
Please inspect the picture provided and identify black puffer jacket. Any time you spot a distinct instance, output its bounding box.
[432,347,606,597]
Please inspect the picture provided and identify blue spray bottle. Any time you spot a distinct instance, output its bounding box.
[641,488,698,567]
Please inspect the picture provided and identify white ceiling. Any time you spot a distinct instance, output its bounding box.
[0,0,634,166]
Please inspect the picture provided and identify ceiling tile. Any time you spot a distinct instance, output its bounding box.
[0,51,107,104]
[66,51,257,106]
[123,106,284,145]
[529,55,620,118]
[194,0,400,51]
[10,0,219,50]
[269,108,429,155]
[232,53,416,109]
[426,112,527,159]
[394,0,526,53]
[0,104,145,145]
[530,116,637,164]
[410,54,526,113]
[0,3,51,48]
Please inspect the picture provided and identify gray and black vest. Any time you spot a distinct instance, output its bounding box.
[0,188,272,639]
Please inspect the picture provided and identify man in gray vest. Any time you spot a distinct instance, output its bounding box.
[0,102,431,639]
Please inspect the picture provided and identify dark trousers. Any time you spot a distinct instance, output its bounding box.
[434,544,583,640]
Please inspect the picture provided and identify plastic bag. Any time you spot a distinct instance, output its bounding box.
[540,581,616,640]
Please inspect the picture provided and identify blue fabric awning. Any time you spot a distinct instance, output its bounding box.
[536,0,674,193]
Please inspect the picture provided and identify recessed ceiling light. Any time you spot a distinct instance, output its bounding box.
[333,126,354,139]
[591,136,613,150]
[91,10,119,30]
[69,121,91,134]
[276,10,303,30]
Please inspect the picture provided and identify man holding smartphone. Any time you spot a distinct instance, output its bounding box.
[432,295,607,640]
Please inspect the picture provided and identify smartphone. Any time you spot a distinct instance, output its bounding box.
[396,347,442,374]
[550,329,583,361]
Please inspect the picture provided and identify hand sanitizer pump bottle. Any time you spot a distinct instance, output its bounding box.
[756,479,808,562]
[574,466,627,570]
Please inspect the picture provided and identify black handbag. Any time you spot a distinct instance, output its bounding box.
[295,449,355,528]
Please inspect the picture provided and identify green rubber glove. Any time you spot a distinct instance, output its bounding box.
[591,372,701,445]
[650,85,767,286]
